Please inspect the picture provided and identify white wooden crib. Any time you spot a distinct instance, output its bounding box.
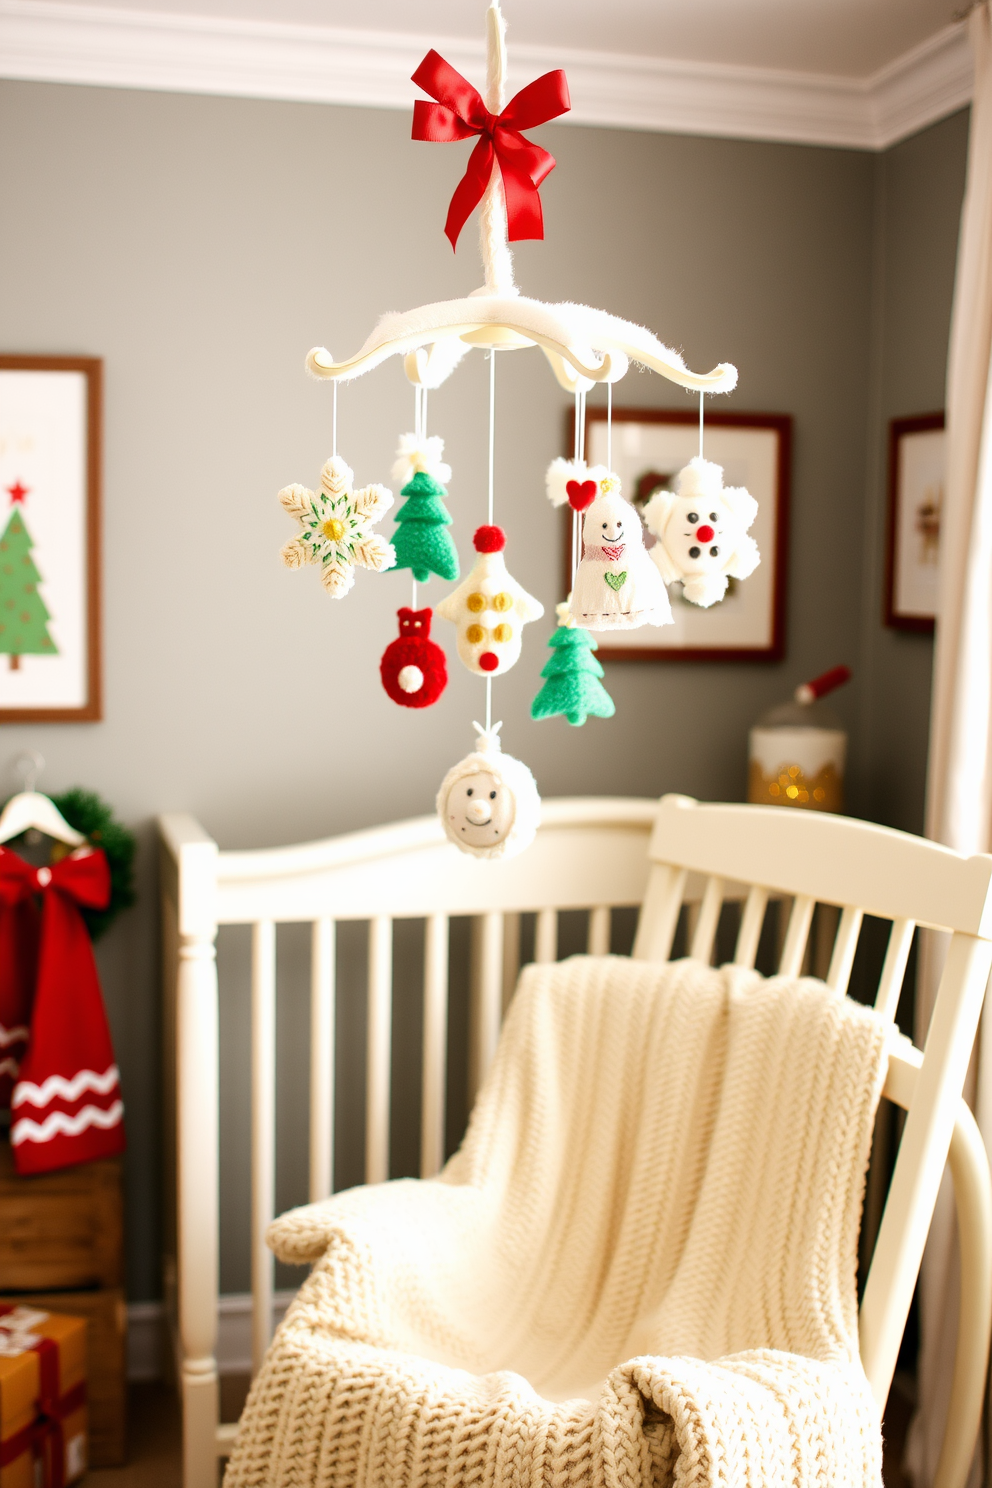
[160,793,992,1488]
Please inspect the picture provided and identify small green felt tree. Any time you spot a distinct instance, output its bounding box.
[531,618,615,727]
[0,509,57,670]
[391,471,459,584]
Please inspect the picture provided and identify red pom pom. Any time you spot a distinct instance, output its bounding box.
[474,525,506,553]
[478,651,499,672]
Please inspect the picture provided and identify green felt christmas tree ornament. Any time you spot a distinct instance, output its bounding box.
[391,470,459,584]
[531,602,616,727]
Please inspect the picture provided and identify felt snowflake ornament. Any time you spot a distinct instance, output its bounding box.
[545,459,611,508]
[435,526,543,675]
[643,456,759,608]
[570,473,673,631]
[436,722,541,860]
[278,456,395,598]
[391,434,452,487]
[531,601,615,727]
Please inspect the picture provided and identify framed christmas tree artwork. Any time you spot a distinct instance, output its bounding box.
[0,356,101,720]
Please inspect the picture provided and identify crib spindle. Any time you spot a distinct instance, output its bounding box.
[309,917,335,1203]
[632,864,688,962]
[826,906,863,995]
[732,885,767,968]
[690,877,724,965]
[366,916,392,1185]
[251,919,276,1374]
[587,905,611,956]
[470,913,504,1101]
[535,908,558,964]
[876,918,916,1022]
[421,913,449,1178]
[502,913,522,1014]
[779,894,815,977]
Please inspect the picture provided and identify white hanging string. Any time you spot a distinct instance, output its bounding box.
[606,381,613,471]
[488,350,496,525]
[484,350,497,732]
[332,381,338,459]
[578,389,587,462]
[699,390,705,459]
[412,383,425,609]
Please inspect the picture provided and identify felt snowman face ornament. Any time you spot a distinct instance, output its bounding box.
[436,724,541,860]
[435,526,544,675]
[569,475,673,631]
[643,456,760,608]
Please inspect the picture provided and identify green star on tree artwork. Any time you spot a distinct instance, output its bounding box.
[0,483,57,670]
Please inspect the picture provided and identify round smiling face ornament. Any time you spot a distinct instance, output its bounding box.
[436,724,541,860]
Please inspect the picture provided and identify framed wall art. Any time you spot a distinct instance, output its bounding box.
[0,356,101,721]
[565,407,791,661]
[885,412,944,632]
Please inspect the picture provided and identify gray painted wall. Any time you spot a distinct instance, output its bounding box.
[0,79,963,1299]
[853,111,969,833]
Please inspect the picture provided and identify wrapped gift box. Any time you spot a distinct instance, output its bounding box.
[0,1307,87,1488]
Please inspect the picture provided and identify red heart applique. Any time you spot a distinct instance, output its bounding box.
[566,479,597,511]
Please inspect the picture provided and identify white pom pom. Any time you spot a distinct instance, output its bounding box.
[398,665,424,693]
[392,434,452,487]
[675,456,724,501]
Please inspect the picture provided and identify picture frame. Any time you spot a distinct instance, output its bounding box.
[885,412,944,633]
[0,356,102,721]
[564,407,791,661]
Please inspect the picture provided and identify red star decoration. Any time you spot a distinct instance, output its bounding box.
[6,482,29,505]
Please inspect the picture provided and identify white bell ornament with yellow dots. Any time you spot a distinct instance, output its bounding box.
[435,525,543,676]
[436,722,541,860]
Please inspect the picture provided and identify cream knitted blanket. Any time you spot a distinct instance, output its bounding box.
[226,955,889,1488]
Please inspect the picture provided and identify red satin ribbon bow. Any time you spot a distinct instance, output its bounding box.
[411,49,570,249]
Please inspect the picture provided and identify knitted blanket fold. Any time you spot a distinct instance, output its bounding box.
[225,956,889,1488]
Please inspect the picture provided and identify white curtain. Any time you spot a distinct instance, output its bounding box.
[911,5,992,1482]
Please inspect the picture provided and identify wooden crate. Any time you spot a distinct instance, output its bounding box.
[0,1142,123,1291]
[0,1141,127,1466]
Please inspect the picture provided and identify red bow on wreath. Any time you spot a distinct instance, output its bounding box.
[0,846,125,1175]
[411,50,571,249]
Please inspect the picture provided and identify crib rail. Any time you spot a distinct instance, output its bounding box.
[161,794,992,1488]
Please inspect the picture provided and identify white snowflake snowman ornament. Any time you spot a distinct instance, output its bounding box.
[437,722,541,860]
[435,526,543,675]
[570,475,673,631]
[278,455,395,597]
[643,456,760,608]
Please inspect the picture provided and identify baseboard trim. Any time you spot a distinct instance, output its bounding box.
[127,1292,295,1380]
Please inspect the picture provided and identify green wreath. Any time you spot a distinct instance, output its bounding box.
[50,788,137,941]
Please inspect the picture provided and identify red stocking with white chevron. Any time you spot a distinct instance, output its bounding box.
[1,845,125,1174]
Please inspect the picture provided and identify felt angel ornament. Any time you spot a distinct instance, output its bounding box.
[643,456,760,607]
[570,474,673,631]
[437,723,541,860]
[278,456,395,597]
[436,526,543,675]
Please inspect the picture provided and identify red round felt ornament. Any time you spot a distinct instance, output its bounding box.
[380,607,448,708]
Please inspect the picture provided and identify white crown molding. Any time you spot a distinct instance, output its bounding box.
[0,0,973,151]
